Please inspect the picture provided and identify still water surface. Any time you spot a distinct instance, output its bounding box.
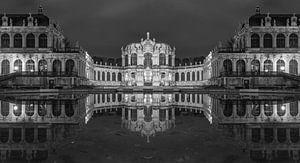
[0,92,298,163]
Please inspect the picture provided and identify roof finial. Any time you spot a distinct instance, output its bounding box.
[146,32,150,40]
[38,5,43,14]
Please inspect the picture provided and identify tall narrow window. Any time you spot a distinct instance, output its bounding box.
[159,53,166,65]
[53,60,62,74]
[26,33,35,48]
[289,59,298,75]
[14,34,22,48]
[289,34,298,48]
[66,59,75,75]
[1,60,10,75]
[181,72,185,81]
[131,53,137,66]
[251,34,260,48]
[39,33,47,48]
[276,60,285,72]
[1,33,10,48]
[26,60,35,72]
[223,59,232,75]
[14,59,22,72]
[263,34,273,48]
[236,60,246,76]
[263,60,273,72]
[175,72,179,81]
[276,33,285,48]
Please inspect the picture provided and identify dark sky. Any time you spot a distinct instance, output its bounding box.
[1,0,300,58]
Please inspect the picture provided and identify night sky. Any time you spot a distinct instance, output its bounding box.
[1,0,300,58]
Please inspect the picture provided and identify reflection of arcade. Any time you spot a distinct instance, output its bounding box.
[88,93,212,142]
[0,94,86,162]
[211,94,300,162]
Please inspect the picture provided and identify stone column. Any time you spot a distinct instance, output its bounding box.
[273,128,278,143]
[9,33,13,48]
[286,128,291,143]
[128,109,131,121]
[166,55,169,65]
[272,34,276,48]
[285,34,289,48]
[122,55,125,67]
[35,34,38,48]
[22,33,26,48]
[61,59,66,73]
[128,54,131,65]
[172,55,175,67]
[260,34,264,48]
[232,59,237,72]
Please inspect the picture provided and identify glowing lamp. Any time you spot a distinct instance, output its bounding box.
[13,105,18,111]
[14,66,19,71]
[265,69,268,72]
[281,105,286,111]
[280,66,285,71]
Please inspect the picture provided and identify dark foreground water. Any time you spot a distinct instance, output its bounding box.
[0,92,299,163]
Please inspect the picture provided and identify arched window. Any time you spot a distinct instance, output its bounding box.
[187,72,190,81]
[66,59,75,75]
[131,53,137,66]
[181,94,185,102]
[264,128,274,143]
[289,59,298,75]
[236,59,246,76]
[65,101,74,117]
[223,59,232,75]
[276,60,285,72]
[263,60,273,72]
[13,128,21,143]
[0,101,9,116]
[144,53,152,68]
[14,34,22,48]
[223,101,233,117]
[1,33,10,48]
[276,33,285,48]
[192,72,195,81]
[251,128,261,143]
[277,128,286,143]
[289,33,298,48]
[26,60,35,72]
[112,72,116,81]
[38,60,47,72]
[263,33,273,48]
[175,72,179,81]
[290,101,298,116]
[26,33,35,48]
[290,128,299,143]
[39,33,47,48]
[181,72,185,81]
[25,101,34,116]
[102,72,105,81]
[251,101,260,116]
[53,60,62,74]
[168,55,172,66]
[38,101,47,116]
[237,101,246,117]
[107,72,110,81]
[159,53,166,65]
[118,72,122,81]
[14,59,22,72]
[197,71,200,81]
[175,94,179,102]
[264,101,273,116]
[124,55,128,66]
[251,34,260,48]
[1,59,10,75]
[251,59,260,74]
[52,101,61,116]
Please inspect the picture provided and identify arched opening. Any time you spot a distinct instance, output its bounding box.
[290,128,299,143]
[290,101,298,116]
[276,33,285,48]
[1,33,10,48]
[107,72,110,81]
[181,72,185,81]
[251,101,260,116]
[187,72,190,81]
[192,72,195,81]
[124,55,128,66]
[25,101,34,116]
[117,94,122,102]
[25,128,34,143]
[223,59,232,75]
[251,33,260,48]
[112,72,116,81]
[263,60,273,72]
[65,59,75,75]
[65,101,74,117]
[237,101,246,117]
[1,59,10,75]
[263,33,273,48]
[175,94,179,102]
[52,101,61,116]
[53,60,62,74]
[276,60,285,72]
[289,60,298,75]
[25,60,35,72]
[223,101,233,117]
[0,101,9,116]
[14,33,22,48]
[289,33,298,48]
[13,104,22,116]
[251,59,260,74]
[264,128,274,143]
[131,53,137,66]
[102,72,105,81]
[38,128,47,143]
[26,33,35,48]
[0,128,9,143]
[264,101,273,116]
[14,59,22,72]
[118,72,122,81]
[277,128,286,143]
[251,128,260,143]
[168,55,172,66]
[159,53,166,65]
[175,72,179,81]
[144,53,152,68]
[38,59,47,72]
[38,101,47,116]
[12,128,21,143]
[236,59,246,76]
[39,33,47,48]
[277,102,286,116]
[181,94,185,102]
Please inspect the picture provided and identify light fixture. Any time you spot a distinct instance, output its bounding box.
[281,105,286,111]
[13,105,18,111]
[14,66,19,71]
[280,66,285,71]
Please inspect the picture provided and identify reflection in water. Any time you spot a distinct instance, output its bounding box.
[1,93,300,162]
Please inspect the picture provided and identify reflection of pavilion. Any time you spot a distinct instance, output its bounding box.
[89,93,212,142]
[211,94,300,162]
[0,94,86,162]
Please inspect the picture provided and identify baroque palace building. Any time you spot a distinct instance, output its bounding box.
[211,6,300,89]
